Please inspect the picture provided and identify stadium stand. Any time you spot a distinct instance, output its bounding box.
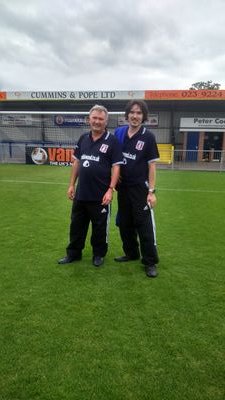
[157,144,174,164]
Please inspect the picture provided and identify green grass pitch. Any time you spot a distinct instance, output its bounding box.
[0,164,225,400]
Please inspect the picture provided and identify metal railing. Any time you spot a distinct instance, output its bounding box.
[159,150,225,171]
[0,142,224,171]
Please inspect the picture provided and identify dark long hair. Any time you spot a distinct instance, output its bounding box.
[125,100,149,123]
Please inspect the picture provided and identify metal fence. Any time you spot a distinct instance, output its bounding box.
[0,142,225,172]
[160,150,225,171]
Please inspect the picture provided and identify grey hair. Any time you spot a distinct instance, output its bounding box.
[89,104,109,120]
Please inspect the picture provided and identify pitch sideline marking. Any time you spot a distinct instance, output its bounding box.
[158,188,225,193]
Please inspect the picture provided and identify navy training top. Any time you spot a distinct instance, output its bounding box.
[74,130,123,201]
[115,125,159,186]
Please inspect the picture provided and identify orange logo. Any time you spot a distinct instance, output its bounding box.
[0,92,6,100]
[48,148,74,162]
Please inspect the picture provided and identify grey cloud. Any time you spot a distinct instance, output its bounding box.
[1,0,225,90]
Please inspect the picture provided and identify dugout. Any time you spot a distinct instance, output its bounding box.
[0,90,225,166]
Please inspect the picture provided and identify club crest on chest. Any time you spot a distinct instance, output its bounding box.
[135,141,144,150]
[100,144,109,153]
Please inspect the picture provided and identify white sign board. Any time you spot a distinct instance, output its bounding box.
[180,117,225,131]
[118,114,159,126]
[6,91,145,101]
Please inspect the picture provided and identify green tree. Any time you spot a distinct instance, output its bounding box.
[189,80,221,90]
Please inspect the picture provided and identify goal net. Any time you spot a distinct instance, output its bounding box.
[0,111,124,165]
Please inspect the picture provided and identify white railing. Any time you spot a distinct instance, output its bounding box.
[171,150,225,171]
[0,142,225,171]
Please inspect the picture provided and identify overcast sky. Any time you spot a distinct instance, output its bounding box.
[1,0,225,91]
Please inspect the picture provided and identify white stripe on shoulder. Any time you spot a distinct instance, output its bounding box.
[141,127,146,135]
[112,161,124,165]
[148,158,160,163]
[105,131,110,140]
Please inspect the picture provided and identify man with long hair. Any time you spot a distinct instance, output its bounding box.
[114,100,160,277]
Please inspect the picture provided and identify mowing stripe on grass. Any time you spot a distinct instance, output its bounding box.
[0,179,67,185]
[0,179,225,194]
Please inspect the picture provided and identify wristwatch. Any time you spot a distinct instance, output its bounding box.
[148,188,156,194]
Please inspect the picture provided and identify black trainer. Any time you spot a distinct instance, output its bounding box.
[93,256,104,267]
[114,255,139,262]
[145,265,158,278]
[58,255,81,264]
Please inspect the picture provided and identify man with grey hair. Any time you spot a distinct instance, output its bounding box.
[58,104,123,267]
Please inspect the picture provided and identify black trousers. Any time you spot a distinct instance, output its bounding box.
[117,184,159,266]
[66,200,110,258]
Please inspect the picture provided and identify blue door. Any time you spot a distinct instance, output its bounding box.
[186,132,199,161]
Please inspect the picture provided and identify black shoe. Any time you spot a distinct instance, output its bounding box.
[145,265,158,278]
[114,255,139,262]
[93,256,104,267]
[58,255,81,264]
